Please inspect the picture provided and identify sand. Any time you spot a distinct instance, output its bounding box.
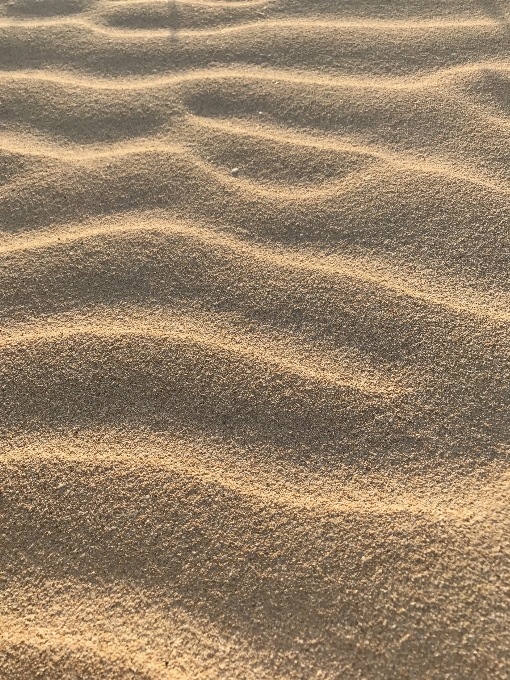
[0,0,509,677]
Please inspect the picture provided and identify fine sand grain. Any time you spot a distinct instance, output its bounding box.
[0,0,509,678]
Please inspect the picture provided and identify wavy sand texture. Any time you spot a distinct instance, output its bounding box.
[0,0,509,678]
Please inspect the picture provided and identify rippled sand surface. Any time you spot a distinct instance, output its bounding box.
[0,0,509,677]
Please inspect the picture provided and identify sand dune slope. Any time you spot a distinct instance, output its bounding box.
[0,0,509,678]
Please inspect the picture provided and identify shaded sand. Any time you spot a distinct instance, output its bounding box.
[0,0,509,678]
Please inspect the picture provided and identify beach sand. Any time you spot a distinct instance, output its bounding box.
[0,0,509,677]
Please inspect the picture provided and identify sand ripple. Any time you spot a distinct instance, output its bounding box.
[0,0,508,678]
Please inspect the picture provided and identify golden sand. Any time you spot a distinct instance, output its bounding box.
[0,0,509,677]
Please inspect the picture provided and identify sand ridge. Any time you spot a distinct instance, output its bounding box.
[0,0,509,678]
